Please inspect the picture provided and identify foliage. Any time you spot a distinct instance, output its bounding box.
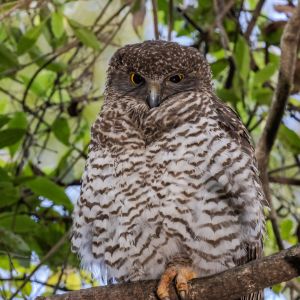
[0,0,299,299]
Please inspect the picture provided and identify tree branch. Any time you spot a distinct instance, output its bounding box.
[8,230,70,300]
[151,0,159,40]
[256,2,300,172]
[244,0,265,40]
[36,245,300,300]
[255,0,300,253]
[269,176,300,186]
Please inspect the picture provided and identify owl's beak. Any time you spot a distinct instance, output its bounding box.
[147,82,161,108]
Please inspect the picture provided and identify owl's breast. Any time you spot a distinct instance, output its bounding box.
[78,109,263,282]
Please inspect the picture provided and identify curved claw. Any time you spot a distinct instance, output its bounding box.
[156,265,197,300]
[179,290,187,300]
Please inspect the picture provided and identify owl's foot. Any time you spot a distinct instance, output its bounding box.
[157,265,196,300]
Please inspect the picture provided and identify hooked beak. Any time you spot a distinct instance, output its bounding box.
[146,81,161,109]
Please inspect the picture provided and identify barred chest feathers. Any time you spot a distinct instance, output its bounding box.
[72,90,264,283]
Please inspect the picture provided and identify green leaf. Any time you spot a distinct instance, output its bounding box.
[8,112,27,129]
[0,214,38,233]
[0,115,10,129]
[211,59,228,78]
[20,69,56,97]
[17,23,44,55]
[278,125,300,154]
[51,11,64,39]
[7,112,28,156]
[234,36,250,81]
[0,168,10,182]
[0,181,19,208]
[25,177,71,210]
[252,88,273,105]
[0,44,19,69]
[52,117,70,146]
[253,63,277,85]
[0,128,26,149]
[216,88,240,104]
[0,227,31,255]
[280,219,293,240]
[71,25,100,50]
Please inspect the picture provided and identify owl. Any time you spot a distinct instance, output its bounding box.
[71,40,265,300]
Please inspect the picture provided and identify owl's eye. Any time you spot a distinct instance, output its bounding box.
[169,74,184,83]
[130,73,145,85]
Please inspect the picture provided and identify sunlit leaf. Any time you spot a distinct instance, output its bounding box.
[234,36,250,81]
[20,69,56,97]
[22,282,32,296]
[280,219,294,240]
[71,26,100,50]
[278,125,300,154]
[52,117,70,146]
[17,23,44,55]
[65,272,81,290]
[51,11,64,39]
[252,88,273,105]
[253,63,277,85]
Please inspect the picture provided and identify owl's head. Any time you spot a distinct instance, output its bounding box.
[106,40,212,109]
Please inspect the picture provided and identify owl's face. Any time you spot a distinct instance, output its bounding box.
[106,41,212,109]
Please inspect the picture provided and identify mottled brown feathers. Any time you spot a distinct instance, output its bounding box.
[71,40,265,300]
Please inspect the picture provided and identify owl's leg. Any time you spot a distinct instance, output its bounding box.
[157,265,197,300]
[157,266,177,300]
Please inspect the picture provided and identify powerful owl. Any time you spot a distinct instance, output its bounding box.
[71,40,265,300]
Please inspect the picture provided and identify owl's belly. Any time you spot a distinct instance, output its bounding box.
[87,122,257,282]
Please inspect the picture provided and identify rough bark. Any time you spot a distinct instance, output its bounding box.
[37,245,300,300]
[256,2,300,179]
[255,0,300,252]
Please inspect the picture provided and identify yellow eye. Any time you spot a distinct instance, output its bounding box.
[130,72,145,85]
[169,74,184,83]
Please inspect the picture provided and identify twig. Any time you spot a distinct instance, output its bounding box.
[0,277,71,292]
[213,0,236,28]
[168,0,173,41]
[53,250,69,294]
[0,0,32,21]
[151,0,159,40]
[176,6,204,34]
[9,230,70,300]
[244,0,266,40]
[268,163,299,175]
[213,0,232,51]
[269,176,300,186]
[36,245,300,300]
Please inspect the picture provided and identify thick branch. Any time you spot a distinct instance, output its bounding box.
[269,176,300,186]
[255,0,300,253]
[37,245,300,300]
[256,2,300,172]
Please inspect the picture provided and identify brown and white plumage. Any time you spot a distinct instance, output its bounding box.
[71,41,265,299]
